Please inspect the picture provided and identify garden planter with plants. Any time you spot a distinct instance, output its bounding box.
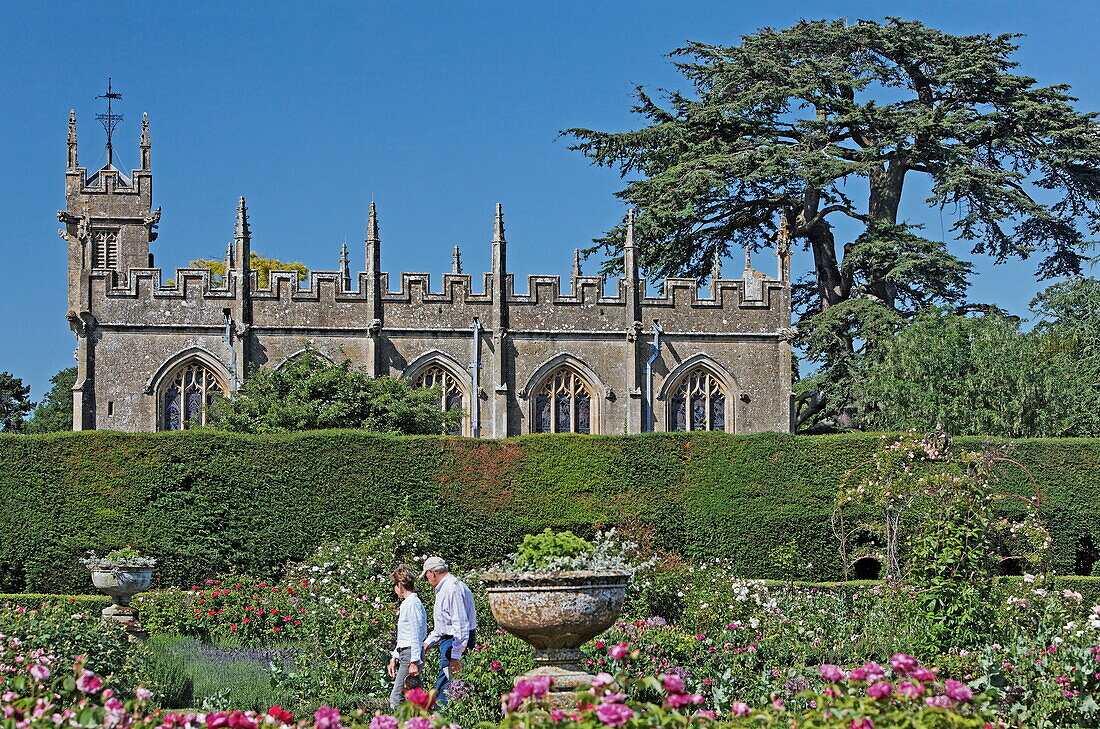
[480,530,637,701]
[83,546,156,628]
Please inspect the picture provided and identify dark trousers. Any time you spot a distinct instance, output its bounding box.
[435,630,476,707]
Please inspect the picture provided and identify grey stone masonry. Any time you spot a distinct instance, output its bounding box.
[58,110,795,435]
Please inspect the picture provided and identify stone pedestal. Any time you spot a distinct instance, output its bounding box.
[481,570,630,707]
[90,567,152,640]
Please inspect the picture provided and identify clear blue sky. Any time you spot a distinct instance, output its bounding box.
[2,0,1098,402]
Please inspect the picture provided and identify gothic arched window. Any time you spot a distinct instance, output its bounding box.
[415,365,466,436]
[161,362,227,431]
[669,368,727,432]
[533,368,594,434]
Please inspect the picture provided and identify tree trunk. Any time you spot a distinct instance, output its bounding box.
[866,161,908,309]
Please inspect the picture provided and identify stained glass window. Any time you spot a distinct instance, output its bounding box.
[669,368,727,432]
[161,362,226,430]
[415,365,467,436]
[533,368,594,434]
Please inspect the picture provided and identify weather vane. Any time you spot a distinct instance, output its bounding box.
[95,77,123,167]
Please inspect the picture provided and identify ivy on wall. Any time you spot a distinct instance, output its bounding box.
[0,431,1097,593]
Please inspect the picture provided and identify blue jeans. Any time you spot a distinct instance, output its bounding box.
[435,630,476,707]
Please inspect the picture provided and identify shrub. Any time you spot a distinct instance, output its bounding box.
[2,431,1100,592]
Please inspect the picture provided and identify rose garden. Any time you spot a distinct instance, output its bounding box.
[2,431,1099,729]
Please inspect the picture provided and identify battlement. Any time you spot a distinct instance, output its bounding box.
[92,264,786,309]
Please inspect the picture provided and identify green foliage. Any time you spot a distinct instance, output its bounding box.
[512,528,594,570]
[141,634,194,708]
[1,431,1100,592]
[25,367,75,434]
[857,310,1100,436]
[0,601,147,682]
[0,371,32,432]
[565,19,1100,424]
[210,348,461,434]
[185,251,309,288]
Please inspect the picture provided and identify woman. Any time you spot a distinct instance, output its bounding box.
[387,566,427,709]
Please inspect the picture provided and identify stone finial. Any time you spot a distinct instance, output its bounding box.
[235,197,251,241]
[493,202,505,244]
[139,112,150,170]
[339,242,351,290]
[623,209,638,282]
[744,246,752,272]
[367,201,380,244]
[452,245,462,274]
[776,212,792,282]
[224,240,234,282]
[572,249,583,278]
[711,255,722,282]
[67,110,78,169]
[365,201,381,277]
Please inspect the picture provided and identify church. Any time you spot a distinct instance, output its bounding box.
[58,108,795,436]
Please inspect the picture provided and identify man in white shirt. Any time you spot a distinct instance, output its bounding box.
[387,567,427,709]
[421,556,477,707]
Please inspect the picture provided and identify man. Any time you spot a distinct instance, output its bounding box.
[386,566,427,709]
[421,556,477,707]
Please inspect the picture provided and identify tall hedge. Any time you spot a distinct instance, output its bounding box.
[0,431,1097,593]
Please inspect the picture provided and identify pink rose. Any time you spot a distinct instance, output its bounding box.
[694,710,716,720]
[549,710,566,722]
[661,674,686,694]
[943,680,972,703]
[860,662,886,682]
[850,719,874,729]
[867,682,892,699]
[730,702,751,717]
[207,712,229,729]
[925,695,953,708]
[819,664,846,682]
[910,667,936,682]
[227,711,257,729]
[591,673,615,688]
[28,665,49,682]
[595,703,634,727]
[889,654,919,677]
[136,687,153,700]
[313,706,342,729]
[608,643,630,660]
[897,681,923,698]
[405,719,432,729]
[76,670,103,695]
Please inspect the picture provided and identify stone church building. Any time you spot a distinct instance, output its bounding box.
[58,110,795,436]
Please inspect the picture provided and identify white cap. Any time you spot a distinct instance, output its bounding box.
[421,556,448,577]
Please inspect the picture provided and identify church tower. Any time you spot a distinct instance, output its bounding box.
[58,82,159,429]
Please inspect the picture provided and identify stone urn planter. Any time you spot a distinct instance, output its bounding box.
[89,567,153,626]
[481,569,631,701]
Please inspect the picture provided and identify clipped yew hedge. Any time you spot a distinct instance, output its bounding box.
[0,431,1098,593]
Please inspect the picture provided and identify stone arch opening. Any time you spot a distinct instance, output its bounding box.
[851,556,882,580]
[1074,535,1099,576]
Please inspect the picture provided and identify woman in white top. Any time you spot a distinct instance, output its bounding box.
[387,566,428,709]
